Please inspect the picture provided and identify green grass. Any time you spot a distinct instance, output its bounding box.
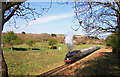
[3,43,102,75]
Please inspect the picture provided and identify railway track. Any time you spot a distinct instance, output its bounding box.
[36,64,68,77]
[36,48,101,77]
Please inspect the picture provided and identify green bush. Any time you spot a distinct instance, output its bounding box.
[26,40,35,50]
[51,33,56,37]
[41,37,48,42]
[105,33,120,54]
[2,31,21,51]
[14,38,23,45]
[48,38,57,46]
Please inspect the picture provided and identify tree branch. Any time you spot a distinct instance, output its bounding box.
[100,13,118,17]
[5,2,23,11]
[4,5,19,25]
[107,1,119,14]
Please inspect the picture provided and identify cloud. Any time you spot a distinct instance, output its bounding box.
[21,13,74,28]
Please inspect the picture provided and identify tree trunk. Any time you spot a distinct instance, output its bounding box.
[0,2,9,76]
[117,8,120,53]
[117,8,120,67]
[0,29,9,77]
[30,47,32,50]
[52,45,53,49]
[11,45,13,52]
[1,50,8,77]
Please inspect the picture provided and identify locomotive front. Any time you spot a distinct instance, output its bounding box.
[64,52,72,64]
[64,50,81,64]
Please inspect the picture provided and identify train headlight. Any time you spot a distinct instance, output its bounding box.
[67,58,69,60]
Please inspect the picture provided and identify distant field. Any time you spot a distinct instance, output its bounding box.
[2,43,104,75]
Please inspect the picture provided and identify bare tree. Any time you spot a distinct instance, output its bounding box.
[0,1,52,76]
[73,0,120,37]
[73,0,120,66]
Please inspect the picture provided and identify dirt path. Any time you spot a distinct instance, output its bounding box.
[57,48,112,75]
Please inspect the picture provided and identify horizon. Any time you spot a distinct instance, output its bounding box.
[2,31,85,35]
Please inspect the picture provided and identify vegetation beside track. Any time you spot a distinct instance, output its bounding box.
[2,43,102,75]
[74,50,120,76]
[56,48,120,76]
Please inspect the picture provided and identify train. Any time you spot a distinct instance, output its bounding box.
[64,46,100,64]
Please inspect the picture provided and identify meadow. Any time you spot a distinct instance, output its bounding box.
[2,42,102,75]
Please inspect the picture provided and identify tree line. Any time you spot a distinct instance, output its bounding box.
[2,31,58,51]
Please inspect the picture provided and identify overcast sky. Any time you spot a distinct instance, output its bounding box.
[2,2,85,35]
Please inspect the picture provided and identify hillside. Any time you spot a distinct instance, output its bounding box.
[2,33,104,45]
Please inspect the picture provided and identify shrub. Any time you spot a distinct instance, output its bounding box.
[48,38,57,46]
[14,38,23,45]
[26,40,35,50]
[22,31,26,34]
[105,33,120,54]
[41,37,48,42]
[51,33,56,37]
[2,31,21,51]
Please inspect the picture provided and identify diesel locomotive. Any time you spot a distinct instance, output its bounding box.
[64,46,100,64]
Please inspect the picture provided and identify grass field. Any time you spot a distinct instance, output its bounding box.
[2,42,103,75]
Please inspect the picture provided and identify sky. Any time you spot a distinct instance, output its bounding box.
[2,2,85,35]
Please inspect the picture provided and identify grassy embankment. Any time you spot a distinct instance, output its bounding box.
[55,48,120,76]
[74,50,120,76]
[3,42,102,75]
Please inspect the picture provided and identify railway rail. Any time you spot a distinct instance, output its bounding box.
[36,47,101,77]
[36,64,67,77]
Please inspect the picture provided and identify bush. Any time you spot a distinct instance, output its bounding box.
[14,38,23,45]
[26,40,35,50]
[2,31,21,51]
[41,37,48,42]
[22,31,26,34]
[105,33,120,54]
[51,33,56,37]
[48,38,57,46]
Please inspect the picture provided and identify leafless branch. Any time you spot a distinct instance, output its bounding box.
[2,1,53,30]
[73,1,119,35]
